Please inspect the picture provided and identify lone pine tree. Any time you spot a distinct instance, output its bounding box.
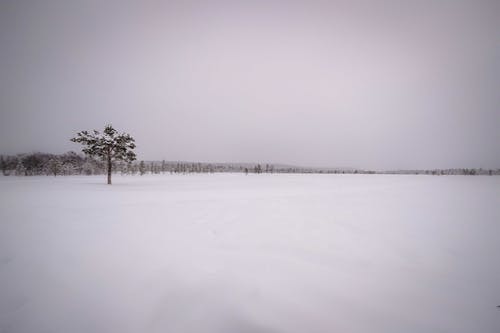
[71,125,136,184]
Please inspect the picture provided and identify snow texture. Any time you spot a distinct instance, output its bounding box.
[1,174,499,332]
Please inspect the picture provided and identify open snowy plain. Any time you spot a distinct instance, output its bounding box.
[0,174,499,333]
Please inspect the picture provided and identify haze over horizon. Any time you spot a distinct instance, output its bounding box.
[1,0,499,170]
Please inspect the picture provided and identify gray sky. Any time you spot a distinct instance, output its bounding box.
[0,0,499,170]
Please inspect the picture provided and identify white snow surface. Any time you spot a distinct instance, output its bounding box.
[0,174,499,333]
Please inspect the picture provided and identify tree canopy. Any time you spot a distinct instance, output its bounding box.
[71,125,136,184]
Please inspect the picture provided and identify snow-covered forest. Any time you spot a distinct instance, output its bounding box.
[1,152,498,176]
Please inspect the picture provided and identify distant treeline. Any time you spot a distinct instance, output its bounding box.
[1,152,499,176]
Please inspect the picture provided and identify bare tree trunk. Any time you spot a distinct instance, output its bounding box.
[107,154,112,185]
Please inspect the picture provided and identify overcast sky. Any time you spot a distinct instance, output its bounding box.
[0,0,498,169]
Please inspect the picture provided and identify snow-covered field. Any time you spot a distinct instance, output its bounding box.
[0,174,499,333]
